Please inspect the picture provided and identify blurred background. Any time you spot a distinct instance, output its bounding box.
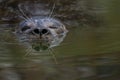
[0,0,120,80]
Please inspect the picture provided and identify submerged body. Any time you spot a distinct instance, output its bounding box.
[15,16,68,51]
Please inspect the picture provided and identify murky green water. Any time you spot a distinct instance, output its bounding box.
[0,0,120,80]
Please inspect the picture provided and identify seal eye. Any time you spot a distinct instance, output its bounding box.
[21,26,30,32]
[49,26,57,29]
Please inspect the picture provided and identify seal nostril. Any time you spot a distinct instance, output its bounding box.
[33,29,40,34]
[41,29,49,34]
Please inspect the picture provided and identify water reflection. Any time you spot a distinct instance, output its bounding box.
[0,0,120,80]
[0,52,119,80]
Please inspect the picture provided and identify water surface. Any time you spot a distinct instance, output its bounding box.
[0,0,120,80]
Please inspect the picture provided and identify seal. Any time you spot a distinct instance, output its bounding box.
[15,16,68,51]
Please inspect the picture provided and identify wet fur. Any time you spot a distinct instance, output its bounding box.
[15,2,68,51]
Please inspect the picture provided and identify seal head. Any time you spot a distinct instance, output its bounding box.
[16,17,68,51]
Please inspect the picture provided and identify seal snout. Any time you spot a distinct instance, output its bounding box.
[32,28,49,35]
[16,17,68,51]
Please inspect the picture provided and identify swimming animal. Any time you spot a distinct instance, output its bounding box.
[15,16,68,51]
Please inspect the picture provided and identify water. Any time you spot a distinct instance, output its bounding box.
[0,0,120,80]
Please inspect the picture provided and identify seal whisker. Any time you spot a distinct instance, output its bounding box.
[18,4,35,25]
[48,0,56,18]
[12,8,28,22]
[18,4,30,20]
[48,48,58,64]
[24,47,33,57]
[18,14,29,22]
[49,3,56,18]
